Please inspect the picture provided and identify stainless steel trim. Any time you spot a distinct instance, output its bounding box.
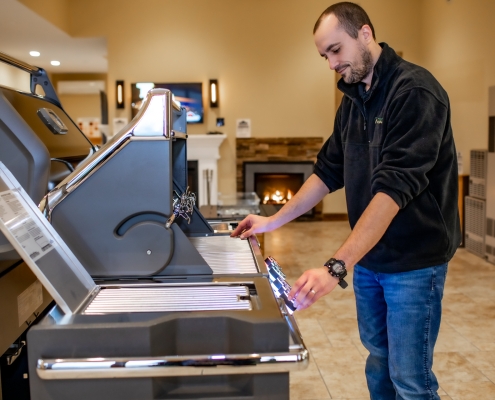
[249,236,268,275]
[100,282,255,288]
[0,51,40,75]
[36,300,309,379]
[39,89,177,220]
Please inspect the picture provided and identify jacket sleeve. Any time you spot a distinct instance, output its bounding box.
[371,87,449,208]
[313,105,345,192]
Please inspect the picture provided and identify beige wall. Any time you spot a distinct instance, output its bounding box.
[421,0,495,174]
[20,0,494,211]
[50,73,107,124]
[60,0,422,213]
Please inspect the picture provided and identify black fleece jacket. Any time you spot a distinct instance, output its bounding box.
[314,43,461,273]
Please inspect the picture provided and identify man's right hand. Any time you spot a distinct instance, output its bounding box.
[230,214,276,239]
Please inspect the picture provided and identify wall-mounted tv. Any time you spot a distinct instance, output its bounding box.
[131,82,203,124]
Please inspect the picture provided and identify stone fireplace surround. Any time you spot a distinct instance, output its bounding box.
[236,137,324,219]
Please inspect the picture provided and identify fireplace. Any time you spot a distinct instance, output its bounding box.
[244,161,314,216]
[256,173,302,205]
[236,137,324,219]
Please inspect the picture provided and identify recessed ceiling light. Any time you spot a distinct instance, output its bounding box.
[50,60,61,66]
[29,51,40,57]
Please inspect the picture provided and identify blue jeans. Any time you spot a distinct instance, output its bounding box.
[353,264,448,400]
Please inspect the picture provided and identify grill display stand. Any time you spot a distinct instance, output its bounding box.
[0,88,309,400]
[0,159,308,400]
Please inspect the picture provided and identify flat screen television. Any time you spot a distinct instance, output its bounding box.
[131,82,203,124]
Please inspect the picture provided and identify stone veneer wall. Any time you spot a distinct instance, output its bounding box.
[236,137,324,219]
[236,137,323,190]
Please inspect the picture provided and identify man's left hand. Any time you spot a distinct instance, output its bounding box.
[288,267,339,310]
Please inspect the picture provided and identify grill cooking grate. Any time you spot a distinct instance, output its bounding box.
[83,285,252,314]
[190,236,259,274]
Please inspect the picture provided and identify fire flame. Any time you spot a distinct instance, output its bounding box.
[262,189,294,205]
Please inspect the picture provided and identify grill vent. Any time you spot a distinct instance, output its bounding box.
[469,150,487,199]
[465,196,486,258]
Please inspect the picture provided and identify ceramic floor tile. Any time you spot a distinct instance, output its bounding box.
[289,372,331,399]
[434,326,480,353]
[445,318,495,343]
[433,352,489,383]
[460,351,495,369]
[443,292,495,320]
[482,369,495,383]
[295,301,336,320]
[327,337,357,348]
[319,317,361,340]
[318,363,369,399]
[296,319,332,348]
[310,344,365,366]
[441,380,495,400]
[324,297,357,319]
[474,342,495,351]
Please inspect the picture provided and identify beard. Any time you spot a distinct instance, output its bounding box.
[340,44,374,84]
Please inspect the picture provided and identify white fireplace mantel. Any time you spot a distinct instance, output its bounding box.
[186,134,226,207]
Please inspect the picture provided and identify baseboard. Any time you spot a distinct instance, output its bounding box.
[322,213,349,221]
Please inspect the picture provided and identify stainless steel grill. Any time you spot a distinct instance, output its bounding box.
[190,236,259,274]
[83,285,252,314]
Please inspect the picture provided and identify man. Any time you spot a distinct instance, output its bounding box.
[231,2,460,399]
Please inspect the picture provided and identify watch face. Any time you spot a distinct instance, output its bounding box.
[332,263,345,275]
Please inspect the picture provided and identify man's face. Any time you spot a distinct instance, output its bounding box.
[314,14,373,84]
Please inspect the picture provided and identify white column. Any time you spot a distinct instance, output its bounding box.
[186,134,226,207]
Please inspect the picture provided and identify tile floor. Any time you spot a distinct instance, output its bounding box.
[262,221,495,400]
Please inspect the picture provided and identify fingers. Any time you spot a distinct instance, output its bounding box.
[239,228,254,239]
[293,282,319,310]
[230,216,252,237]
[297,288,322,310]
[288,275,306,299]
[230,215,271,238]
[289,267,338,310]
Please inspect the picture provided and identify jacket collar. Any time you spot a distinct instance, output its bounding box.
[337,42,402,102]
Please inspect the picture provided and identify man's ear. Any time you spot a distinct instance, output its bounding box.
[360,24,373,43]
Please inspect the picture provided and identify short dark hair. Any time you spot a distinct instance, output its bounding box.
[313,2,376,40]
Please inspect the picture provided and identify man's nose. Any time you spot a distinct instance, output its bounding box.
[328,58,338,70]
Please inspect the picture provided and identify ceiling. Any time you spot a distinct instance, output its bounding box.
[0,0,107,74]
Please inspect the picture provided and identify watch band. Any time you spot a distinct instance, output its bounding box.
[324,258,348,289]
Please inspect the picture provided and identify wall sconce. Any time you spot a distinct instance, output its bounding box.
[209,79,219,108]
[116,80,124,109]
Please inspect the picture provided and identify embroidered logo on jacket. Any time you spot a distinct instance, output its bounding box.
[375,117,384,124]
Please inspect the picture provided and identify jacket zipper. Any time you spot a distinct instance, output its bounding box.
[350,95,368,131]
[363,100,371,142]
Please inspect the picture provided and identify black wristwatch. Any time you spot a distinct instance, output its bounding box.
[324,258,348,289]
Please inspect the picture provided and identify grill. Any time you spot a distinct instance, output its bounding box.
[0,85,309,400]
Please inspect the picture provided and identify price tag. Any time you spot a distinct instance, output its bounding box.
[0,190,54,262]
